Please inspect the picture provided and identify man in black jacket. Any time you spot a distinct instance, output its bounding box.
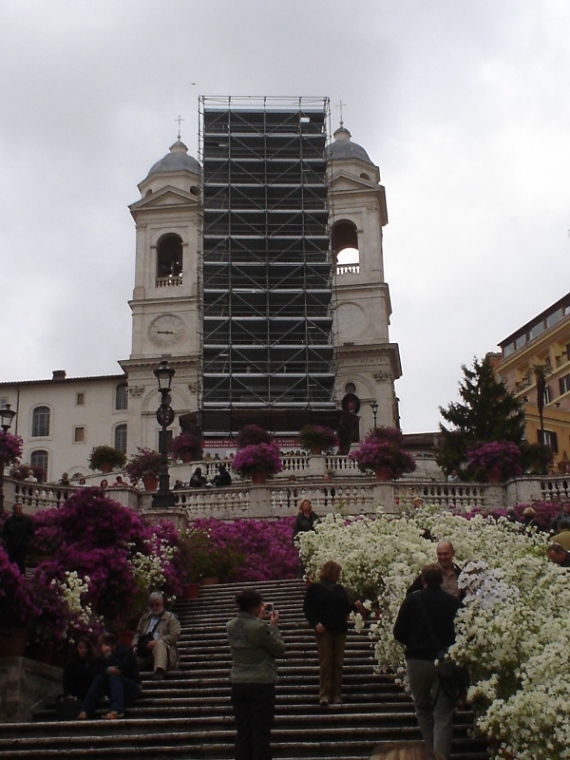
[407,541,463,599]
[394,564,462,759]
[2,503,34,573]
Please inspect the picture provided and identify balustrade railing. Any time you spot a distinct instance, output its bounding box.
[5,460,570,521]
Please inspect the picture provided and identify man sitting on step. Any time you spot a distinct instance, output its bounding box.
[133,592,181,680]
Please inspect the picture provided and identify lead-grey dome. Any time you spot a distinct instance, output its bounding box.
[326,125,373,164]
[147,140,201,177]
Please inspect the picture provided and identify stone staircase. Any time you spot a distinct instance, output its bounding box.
[0,579,488,759]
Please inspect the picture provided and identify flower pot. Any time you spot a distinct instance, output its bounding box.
[487,471,503,484]
[375,467,392,481]
[310,445,323,455]
[100,462,113,474]
[183,582,201,599]
[142,475,158,491]
[200,576,220,586]
[180,452,193,464]
[0,627,28,657]
[251,471,267,485]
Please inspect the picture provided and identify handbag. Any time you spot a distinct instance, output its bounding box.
[136,613,163,653]
[56,696,80,721]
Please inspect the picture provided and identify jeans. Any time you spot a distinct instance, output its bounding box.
[316,631,346,702]
[230,682,276,760]
[406,658,457,759]
[80,673,141,717]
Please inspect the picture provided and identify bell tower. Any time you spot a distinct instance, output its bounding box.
[328,125,401,434]
[120,139,202,453]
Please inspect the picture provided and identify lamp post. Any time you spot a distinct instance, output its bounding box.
[370,400,379,429]
[152,361,176,509]
[0,404,17,513]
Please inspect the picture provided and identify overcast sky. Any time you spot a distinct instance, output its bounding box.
[1,0,569,433]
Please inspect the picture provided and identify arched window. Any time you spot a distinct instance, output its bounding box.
[114,424,127,455]
[332,220,359,274]
[31,450,49,481]
[157,234,183,279]
[32,406,50,437]
[115,383,128,411]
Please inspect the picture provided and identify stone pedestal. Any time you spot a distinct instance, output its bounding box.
[0,657,62,723]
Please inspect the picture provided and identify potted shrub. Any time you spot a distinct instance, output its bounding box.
[349,427,416,480]
[169,432,202,463]
[88,445,127,474]
[467,440,523,483]
[298,424,338,454]
[125,447,162,490]
[236,424,273,449]
[232,441,283,484]
[178,528,243,585]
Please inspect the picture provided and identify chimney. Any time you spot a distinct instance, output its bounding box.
[52,370,67,381]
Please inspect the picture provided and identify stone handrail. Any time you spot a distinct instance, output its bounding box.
[4,461,569,520]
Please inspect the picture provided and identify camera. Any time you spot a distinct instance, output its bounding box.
[264,602,274,613]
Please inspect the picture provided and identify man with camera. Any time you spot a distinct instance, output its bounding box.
[133,592,181,680]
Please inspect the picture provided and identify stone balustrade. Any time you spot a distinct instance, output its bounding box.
[4,456,569,523]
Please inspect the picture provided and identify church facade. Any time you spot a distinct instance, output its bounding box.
[0,97,401,482]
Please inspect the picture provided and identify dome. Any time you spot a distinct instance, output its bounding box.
[326,125,373,164]
[146,140,201,177]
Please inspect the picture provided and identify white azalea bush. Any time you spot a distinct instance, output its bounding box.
[297,505,570,759]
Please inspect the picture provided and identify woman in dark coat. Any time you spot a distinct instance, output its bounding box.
[303,560,356,707]
[63,636,96,699]
[293,499,319,541]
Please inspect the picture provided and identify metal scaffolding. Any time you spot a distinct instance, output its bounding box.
[199,96,337,437]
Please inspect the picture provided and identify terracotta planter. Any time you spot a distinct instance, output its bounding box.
[487,471,503,484]
[100,462,113,474]
[183,582,201,599]
[200,576,220,586]
[0,627,28,657]
[142,475,158,491]
[251,471,267,485]
[375,467,392,481]
[180,452,193,464]
[310,445,323,455]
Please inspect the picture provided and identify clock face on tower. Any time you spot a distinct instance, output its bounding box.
[337,302,366,339]
[149,314,185,348]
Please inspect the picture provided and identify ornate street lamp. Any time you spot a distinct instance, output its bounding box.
[370,400,379,429]
[152,361,176,508]
[0,404,17,513]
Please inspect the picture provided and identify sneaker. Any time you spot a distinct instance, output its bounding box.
[103,710,124,720]
[330,700,343,708]
[77,712,88,721]
[151,669,166,680]
[319,698,329,707]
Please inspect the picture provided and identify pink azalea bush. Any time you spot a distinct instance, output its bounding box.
[299,424,338,452]
[232,441,283,479]
[0,432,23,466]
[125,447,162,485]
[349,428,416,479]
[30,489,185,630]
[467,440,523,481]
[191,517,299,582]
[169,432,202,461]
[236,425,274,448]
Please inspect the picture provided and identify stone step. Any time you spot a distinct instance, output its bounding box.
[1,578,488,760]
